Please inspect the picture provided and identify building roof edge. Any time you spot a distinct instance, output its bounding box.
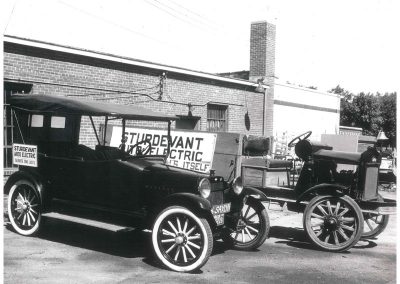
[4,35,261,89]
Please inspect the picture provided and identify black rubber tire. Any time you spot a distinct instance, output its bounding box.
[303,195,363,252]
[362,213,389,239]
[151,206,213,272]
[222,198,270,250]
[7,179,42,236]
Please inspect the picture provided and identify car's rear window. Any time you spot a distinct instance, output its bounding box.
[30,115,43,127]
[51,116,66,129]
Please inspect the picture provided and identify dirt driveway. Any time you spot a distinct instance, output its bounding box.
[3,195,397,284]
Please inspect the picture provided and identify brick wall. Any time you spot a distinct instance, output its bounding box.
[4,42,267,147]
[249,21,276,137]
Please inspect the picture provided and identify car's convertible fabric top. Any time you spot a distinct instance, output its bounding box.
[10,94,177,121]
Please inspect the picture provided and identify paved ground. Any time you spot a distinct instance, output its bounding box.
[3,193,397,284]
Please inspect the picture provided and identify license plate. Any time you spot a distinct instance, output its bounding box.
[211,203,231,215]
[213,214,225,225]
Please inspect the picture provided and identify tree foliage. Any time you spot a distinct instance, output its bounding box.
[331,85,397,147]
[378,92,397,147]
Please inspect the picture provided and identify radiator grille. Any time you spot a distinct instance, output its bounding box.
[363,166,378,200]
[208,190,224,205]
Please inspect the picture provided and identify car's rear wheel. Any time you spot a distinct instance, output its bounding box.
[362,213,389,239]
[151,206,213,272]
[7,179,42,236]
[303,195,363,252]
[222,198,270,250]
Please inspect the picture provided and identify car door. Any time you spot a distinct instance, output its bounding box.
[44,155,87,202]
[100,158,143,212]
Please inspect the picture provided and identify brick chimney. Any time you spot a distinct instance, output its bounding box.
[250,21,276,137]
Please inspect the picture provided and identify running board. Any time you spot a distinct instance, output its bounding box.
[48,198,146,229]
[42,212,137,232]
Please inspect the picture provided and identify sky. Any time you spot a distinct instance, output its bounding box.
[1,0,399,94]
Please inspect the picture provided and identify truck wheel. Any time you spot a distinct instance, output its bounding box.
[223,198,270,250]
[151,206,213,272]
[7,179,42,236]
[362,213,389,239]
[303,195,363,252]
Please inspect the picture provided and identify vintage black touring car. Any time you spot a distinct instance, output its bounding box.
[242,131,396,252]
[4,94,270,272]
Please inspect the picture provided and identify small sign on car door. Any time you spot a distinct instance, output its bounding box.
[12,143,38,167]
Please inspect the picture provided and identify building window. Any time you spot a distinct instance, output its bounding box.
[207,104,228,132]
[3,82,32,169]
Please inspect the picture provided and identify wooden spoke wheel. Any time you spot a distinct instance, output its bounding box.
[152,206,213,272]
[223,198,269,250]
[7,179,42,236]
[362,213,389,239]
[303,195,363,252]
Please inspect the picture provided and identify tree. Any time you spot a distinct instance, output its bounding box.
[330,86,396,147]
[378,92,396,147]
[350,92,382,136]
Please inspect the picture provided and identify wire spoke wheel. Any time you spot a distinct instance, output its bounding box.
[7,180,42,236]
[223,198,269,250]
[362,213,389,239]
[152,206,213,272]
[303,195,363,252]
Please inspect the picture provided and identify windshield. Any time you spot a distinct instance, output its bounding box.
[104,117,172,161]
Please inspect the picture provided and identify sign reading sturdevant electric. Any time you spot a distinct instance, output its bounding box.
[110,127,217,174]
[12,143,38,167]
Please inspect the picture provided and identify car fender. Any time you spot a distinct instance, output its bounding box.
[242,186,268,201]
[4,170,49,210]
[150,193,216,229]
[163,192,212,211]
[296,183,347,203]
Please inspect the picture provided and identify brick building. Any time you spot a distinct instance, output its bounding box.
[3,20,339,173]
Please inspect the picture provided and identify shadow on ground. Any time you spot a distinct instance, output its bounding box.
[270,225,377,252]
[269,226,317,250]
[5,214,230,272]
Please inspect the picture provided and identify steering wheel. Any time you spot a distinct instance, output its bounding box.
[126,140,152,156]
[288,131,312,147]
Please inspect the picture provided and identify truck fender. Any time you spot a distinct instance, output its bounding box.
[296,183,347,203]
[242,186,268,201]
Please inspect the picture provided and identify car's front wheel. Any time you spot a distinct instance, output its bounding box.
[222,198,270,250]
[7,179,42,236]
[151,206,213,272]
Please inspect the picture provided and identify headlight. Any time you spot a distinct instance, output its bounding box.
[232,177,243,195]
[371,156,377,162]
[198,178,211,199]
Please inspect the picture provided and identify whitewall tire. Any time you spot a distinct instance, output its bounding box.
[7,179,42,236]
[151,206,213,272]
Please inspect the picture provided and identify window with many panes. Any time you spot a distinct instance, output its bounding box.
[3,82,32,169]
[207,104,228,132]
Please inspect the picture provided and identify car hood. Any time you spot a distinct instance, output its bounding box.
[125,157,207,193]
